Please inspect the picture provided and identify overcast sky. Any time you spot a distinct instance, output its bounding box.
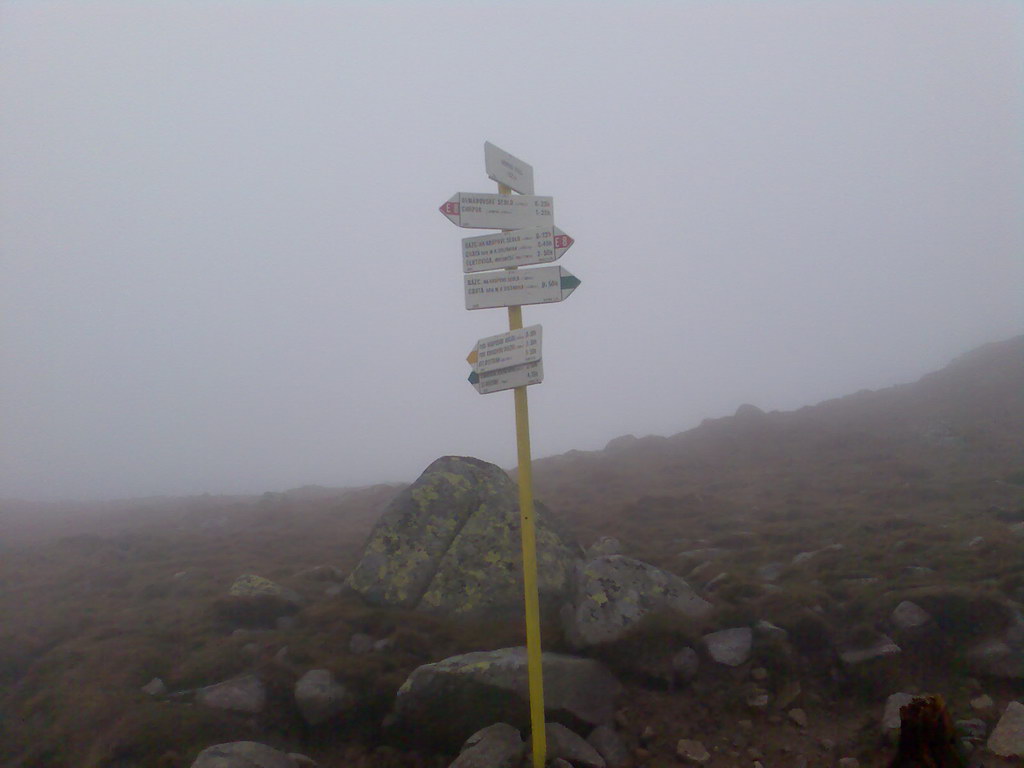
[2,1,1021,501]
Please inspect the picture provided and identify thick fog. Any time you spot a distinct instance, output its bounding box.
[2,2,1021,501]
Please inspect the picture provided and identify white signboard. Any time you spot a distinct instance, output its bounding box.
[470,360,543,395]
[469,325,542,374]
[462,226,575,273]
[464,266,581,310]
[440,193,553,230]
[484,142,535,195]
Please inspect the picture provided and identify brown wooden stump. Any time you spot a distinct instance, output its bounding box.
[889,695,967,768]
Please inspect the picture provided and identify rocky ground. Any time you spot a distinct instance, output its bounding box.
[1,335,1022,768]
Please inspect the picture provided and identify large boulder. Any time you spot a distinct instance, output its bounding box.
[988,701,1024,759]
[346,456,579,616]
[190,741,295,768]
[195,674,266,714]
[562,555,712,648]
[391,646,622,749]
[294,669,352,726]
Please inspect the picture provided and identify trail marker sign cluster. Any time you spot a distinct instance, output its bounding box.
[439,142,582,768]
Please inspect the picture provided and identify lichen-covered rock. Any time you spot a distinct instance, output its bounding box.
[562,555,712,648]
[190,741,295,768]
[228,574,302,605]
[346,456,578,616]
[392,646,622,750]
[450,723,524,768]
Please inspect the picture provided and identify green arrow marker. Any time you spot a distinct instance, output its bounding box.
[560,274,581,291]
[468,370,480,385]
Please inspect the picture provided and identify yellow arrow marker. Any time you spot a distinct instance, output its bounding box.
[466,347,479,366]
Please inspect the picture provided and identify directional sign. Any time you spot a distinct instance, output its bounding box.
[485,142,535,195]
[464,266,581,310]
[462,226,575,273]
[440,193,553,230]
[468,325,542,374]
[469,360,543,395]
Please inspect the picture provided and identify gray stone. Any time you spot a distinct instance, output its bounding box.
[586,724,630,768]
[450,723,523,768]
[703,627,752,667]
[988,701,1024,758]
[891,601,932,630]
[545,722,606,768]
[882,692,916,736]
[190,741,294,768]
[346,456,578,616]
[141,677,166,696]
[287,755,316,767]
[294,669,350,726]
[676,739,710,763]
[970,694,994,712]
[838,634,900,666]
[196,674,266,714]
[562,555,712,648]
[967,638,1024,679]
[391,646,622,750]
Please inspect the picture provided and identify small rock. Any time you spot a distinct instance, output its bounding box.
[838,634,901,666]
[190,741,294,768]
[988,700,1024,758]
[373,637,395,652]
[965,536,985,549]
[891,601,932,631]
[788,708,808,728]
[746,688,770,710]
[837,759,859,768]
[349,633,374,654]
[450,723,523,768]
[671,647,699,682]
[971,694,994,712]
[676,738,710,763]
[545,722,605,768]
[196,674,266,714]
[751,667,768,681]
[587,724,629,768]
[294,669,351,726]
[141,677,166,696]
[702,627,753,667]
[288,754,318,767]
[882,692,915,737]
[757,563,784,582]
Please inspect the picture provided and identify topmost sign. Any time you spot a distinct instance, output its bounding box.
[485,142,534,195]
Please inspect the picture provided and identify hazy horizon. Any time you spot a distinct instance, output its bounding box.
[3,2,1022,502]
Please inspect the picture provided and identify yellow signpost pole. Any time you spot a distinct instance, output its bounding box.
[498,180,547,768]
